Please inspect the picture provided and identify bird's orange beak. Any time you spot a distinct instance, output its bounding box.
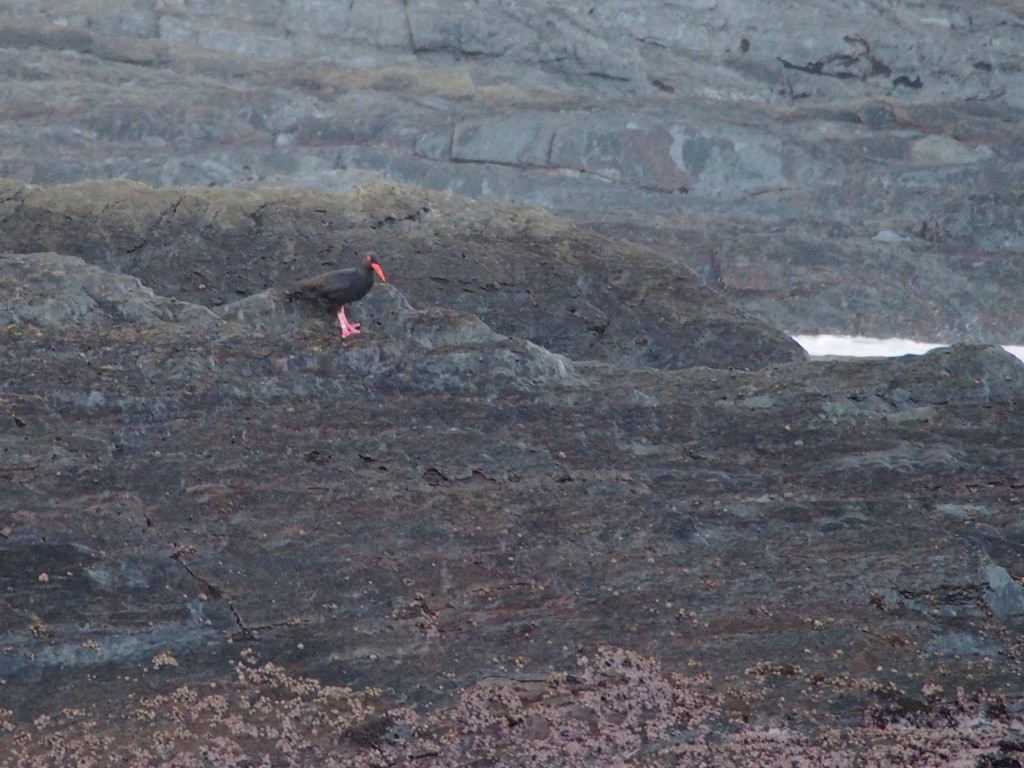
[371,261,387,282]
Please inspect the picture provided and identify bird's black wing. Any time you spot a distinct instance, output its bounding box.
[286,267,370,307]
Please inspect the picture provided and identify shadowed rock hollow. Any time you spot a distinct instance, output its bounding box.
[2,179,1024,765]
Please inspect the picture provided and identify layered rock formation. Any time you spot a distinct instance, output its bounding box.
[1,1,1023,762]
[1,180,1023,765]
[0,1,1022,340]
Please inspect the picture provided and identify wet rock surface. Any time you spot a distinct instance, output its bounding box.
[0,2,1022,342]
[1,182,1023,764]
[1,1,1023,758]
[0,177,803,371]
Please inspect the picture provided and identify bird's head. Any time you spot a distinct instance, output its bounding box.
[365,252,387,282]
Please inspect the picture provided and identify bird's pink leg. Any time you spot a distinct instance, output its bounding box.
[337,306,361,338]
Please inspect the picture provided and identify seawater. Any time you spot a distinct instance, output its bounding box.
[793,335,1024,363]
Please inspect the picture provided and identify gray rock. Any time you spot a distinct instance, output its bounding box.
[0,178,805,371]
[0,252,220,329]
[910,135,995,166]
[985,564,1024,619]
[1,0,1024,759]
[0,186,1023,755]
[0,1,1020,342]
[452,116,554,168]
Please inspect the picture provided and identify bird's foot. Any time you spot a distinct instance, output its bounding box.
[337,306,362,338]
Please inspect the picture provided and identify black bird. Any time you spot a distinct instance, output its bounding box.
[287,252,387,338]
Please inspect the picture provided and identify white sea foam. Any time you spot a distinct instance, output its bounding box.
[793,335,1024,363]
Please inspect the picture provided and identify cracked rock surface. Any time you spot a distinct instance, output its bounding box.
[0,1,1022,342]
[1,182,1024,758]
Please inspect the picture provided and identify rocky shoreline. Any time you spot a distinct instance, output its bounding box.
[1,2,1022,341]
[1,179,1023,764]
[1,1,1023,762]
